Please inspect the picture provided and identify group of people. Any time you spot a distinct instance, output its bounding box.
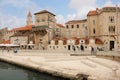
[91,46,97,55]
[72,45,84,52]
[71,45,97,55]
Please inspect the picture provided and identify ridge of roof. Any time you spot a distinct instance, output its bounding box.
[34,10,56,16]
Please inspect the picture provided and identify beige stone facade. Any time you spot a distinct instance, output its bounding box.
[87,7,120,51]
[54,24,65,38]
[65,19,87,38]
[33,10,56,49]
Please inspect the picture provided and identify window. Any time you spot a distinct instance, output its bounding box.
[82,24,85,27]
[109,25,115,33]
[36,19,40,23]
[93,28,96,34]
[109,16,114,23]
[42,19,45,22]
[56,28,59,32]
[71,25,74,28]
[66,25,69,29]
[77,24,79,28]
[93,20,95,25]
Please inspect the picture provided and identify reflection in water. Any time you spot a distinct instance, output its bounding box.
[0,61,69,80]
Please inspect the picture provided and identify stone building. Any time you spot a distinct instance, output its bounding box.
[10,25,34,49]
[54,24,65,38]
[65,19,88,38]
[87,7,120,51]
[32,10,56,49]
[0,27,15,43]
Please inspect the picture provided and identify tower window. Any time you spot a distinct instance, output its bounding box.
[93,28,95,34]
[36,19,40,23]
[93,20,95,25]
[109,25,115,33]
[71,25,74,28]
[109,16,114,23]
[66,25,69,29]
[77,24,79,28]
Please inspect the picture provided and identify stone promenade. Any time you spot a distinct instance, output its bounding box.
[0,50,120,80]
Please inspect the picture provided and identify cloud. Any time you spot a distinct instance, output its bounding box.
[0,12,26,29]
[104,0,114,7]
[0,0,40,29]
[68,0,98,19]
[0,0,40,12]
[56,15,65,24]
[60,0,119,23]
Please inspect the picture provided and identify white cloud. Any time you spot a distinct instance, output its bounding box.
[56,15,65,24]
[0,0,40,12]
[0,0,40,29]
[0,12,26,29]
[61,0,120,24]
[68,0,97,19]
[104,0,114,7]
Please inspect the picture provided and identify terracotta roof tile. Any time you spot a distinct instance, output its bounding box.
[0,40,10,44]
[57,24,64,28]
[14,25,32,31]
[87,10,98,16]
[95,38,104,45]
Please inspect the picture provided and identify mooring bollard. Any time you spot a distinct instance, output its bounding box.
[112,67,118,77]
[88,76,96,80]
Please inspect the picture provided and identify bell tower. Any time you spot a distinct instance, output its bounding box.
[26,11,33,25]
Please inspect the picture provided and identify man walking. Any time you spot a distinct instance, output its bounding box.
[91,46,94,55]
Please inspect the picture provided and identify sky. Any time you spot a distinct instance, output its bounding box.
[0,0,120,29]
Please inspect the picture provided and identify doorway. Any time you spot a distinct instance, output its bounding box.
[110,41,114,50]
[68,45,70,50]
[80,45,84,51]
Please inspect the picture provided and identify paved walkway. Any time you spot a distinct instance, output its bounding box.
[0,50,120,80]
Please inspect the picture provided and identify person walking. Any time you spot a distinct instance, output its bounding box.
[72,45,76,51]
[91,46,94,55]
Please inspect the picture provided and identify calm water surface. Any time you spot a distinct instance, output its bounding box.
[0,61,69,80]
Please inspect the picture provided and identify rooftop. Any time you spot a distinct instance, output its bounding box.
[34,10,56,16]
[14,25,33,31]
[57,24,64,28]
[87,10,98,16]
[66,19,87,24]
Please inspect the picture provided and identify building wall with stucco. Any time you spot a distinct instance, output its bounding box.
[87,15,99,37]
[64,20,87,38]
[87,7,120,51]
[33,10,56,49]
[10,36,28,45]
